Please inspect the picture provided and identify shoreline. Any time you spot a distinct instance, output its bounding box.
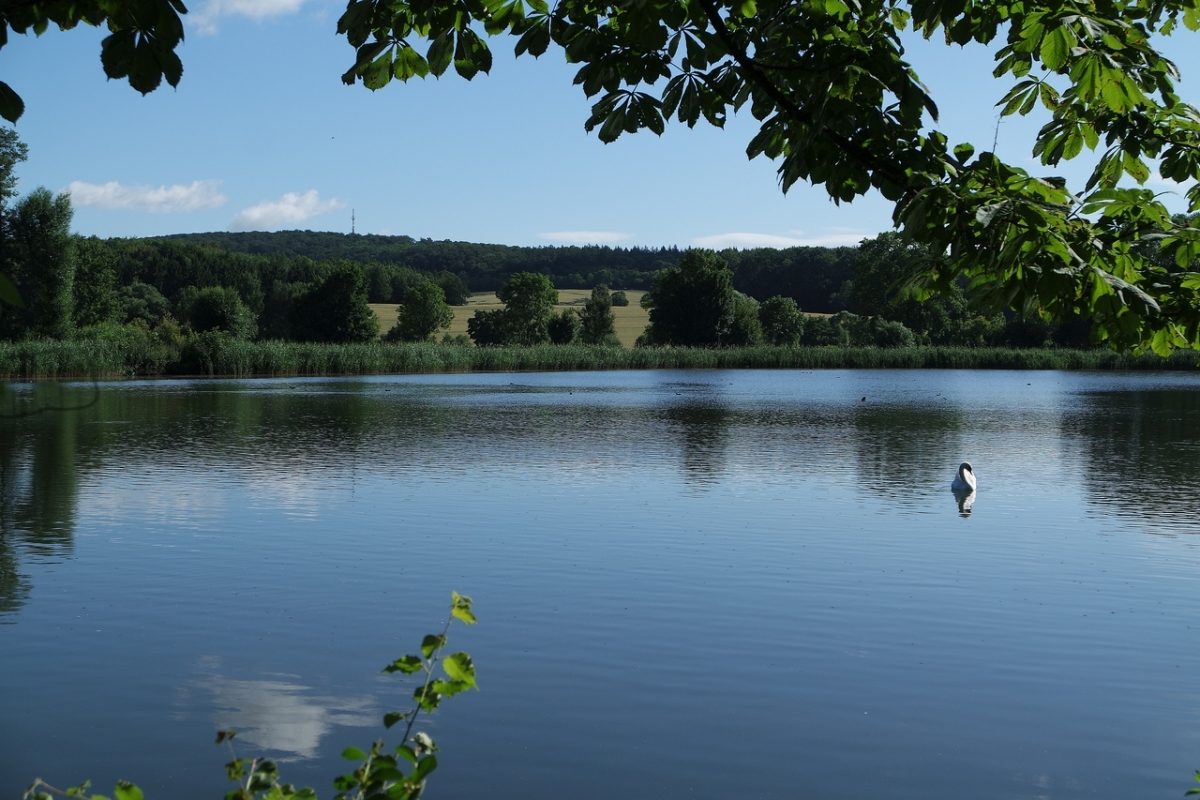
[1,341,1198,380]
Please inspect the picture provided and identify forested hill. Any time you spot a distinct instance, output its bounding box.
[162,230,860,312]
[164,231,683,293]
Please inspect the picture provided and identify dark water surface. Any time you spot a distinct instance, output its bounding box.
[2,369,1200,799]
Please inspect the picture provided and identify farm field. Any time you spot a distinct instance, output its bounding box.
[370,289,650,347]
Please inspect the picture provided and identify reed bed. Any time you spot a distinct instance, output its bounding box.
[0,340,1197,380]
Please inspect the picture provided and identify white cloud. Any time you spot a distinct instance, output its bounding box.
[230,190,344,231]
[190,0,305,32]
[66,180,227,213]
[538,231,633,245]
[691,230,870,249]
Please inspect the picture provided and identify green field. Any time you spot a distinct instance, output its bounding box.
[371,290,649,346]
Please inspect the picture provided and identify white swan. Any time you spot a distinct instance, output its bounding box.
[951,461,977,492]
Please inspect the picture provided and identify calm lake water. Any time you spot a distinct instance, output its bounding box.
[2,369,1200,800]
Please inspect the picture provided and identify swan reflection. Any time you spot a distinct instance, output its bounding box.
[196,672,375,760]
[953,488,976,517]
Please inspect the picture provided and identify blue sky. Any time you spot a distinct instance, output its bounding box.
[3,2,1199,248]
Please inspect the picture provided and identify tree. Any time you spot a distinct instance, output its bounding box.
[178,285,257,339]
[578,284,617,345]
[6,188,75,339]
[386,278,454,342]
[466,308,507,346]
[119,281,172,327]
[851,232,971,345]
[496,272,558,345]
[547,308,581,344]
[640,249,735,346]
[726,292,763,346]
[758,295,804,346]
[335,0,1200,353]
[433,271,470,305]
[289,261,379,343]
[72,236,120,328]
[610,290,630,308]
[0,127,28,313]
[0,128,27,211]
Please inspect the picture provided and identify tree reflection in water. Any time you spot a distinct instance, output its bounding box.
[0,385,83,619]
[1066,388,1200,533]
[660,400,732,488]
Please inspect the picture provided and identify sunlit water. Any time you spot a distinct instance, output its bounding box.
[2,369,1200,799]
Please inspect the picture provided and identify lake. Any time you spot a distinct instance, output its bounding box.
[2,369,1199,800]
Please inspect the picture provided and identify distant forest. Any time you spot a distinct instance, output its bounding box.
[159,231,859,312]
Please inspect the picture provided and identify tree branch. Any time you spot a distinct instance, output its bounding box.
[691,0,909,188]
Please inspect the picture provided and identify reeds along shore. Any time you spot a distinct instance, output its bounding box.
[1,339,1199,380]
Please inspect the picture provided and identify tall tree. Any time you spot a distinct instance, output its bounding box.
[0,127,28,313]
[7,188,75,339]
[289,261,379,343]
[497,272,558,345]
[178,285,257,339]
[386,278,454,342]
[466,308,507,346]
[72,236,120,328]
[578,284,617,345]
[758,296,804,346]
[641,250,735,347]
[547,308,581,344]
[851,232,970,345]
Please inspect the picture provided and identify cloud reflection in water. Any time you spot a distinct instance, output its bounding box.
[195,667,375,760]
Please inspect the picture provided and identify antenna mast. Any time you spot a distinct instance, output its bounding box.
[351,209,356,235]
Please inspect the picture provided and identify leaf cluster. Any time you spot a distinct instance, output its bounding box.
[0,0,187,122]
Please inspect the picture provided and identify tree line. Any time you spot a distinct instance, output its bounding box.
[0,125,1108,354]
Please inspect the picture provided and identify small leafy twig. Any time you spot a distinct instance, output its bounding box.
[23,778,143,800]
[337,592,478,800]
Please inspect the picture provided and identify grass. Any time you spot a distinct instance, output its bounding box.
[2,339,1199,379]
[370,290,650,347]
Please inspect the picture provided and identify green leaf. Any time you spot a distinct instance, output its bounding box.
[396,745,418,764]
[1062,132,1083,161]
[1100,75,1131,113]
[412,754,438,782]
[384,711,411,728]
[431,678,470,696]
[442,652,478,688]
[361,49,395,91]
[514,20,550,57]
[1123,151,1150,184]
[1039,25,1073,71]
[420,635,445,659]
[113,782,142,800]
[342,747,368,760]
[738,0,756,17]
[427,33,454,77]
[451,592,476,624]
[384,654,424,674]
[0,81,25,123]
